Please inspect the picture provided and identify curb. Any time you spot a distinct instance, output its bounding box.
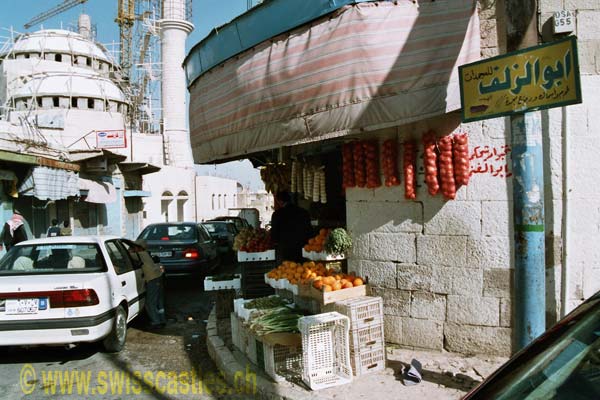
[206,307,332,400]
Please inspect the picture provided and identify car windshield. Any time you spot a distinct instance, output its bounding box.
[471,298,600,400]
[139,225,197,241]
[203,223,229,235]
[0,243,105,275]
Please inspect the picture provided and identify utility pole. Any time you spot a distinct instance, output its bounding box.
[504,0,546,350]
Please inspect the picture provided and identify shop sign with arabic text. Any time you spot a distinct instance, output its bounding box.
[459,36,581,122]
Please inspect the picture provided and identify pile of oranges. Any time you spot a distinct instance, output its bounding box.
[303,228,331,252]
[266,260,364,292]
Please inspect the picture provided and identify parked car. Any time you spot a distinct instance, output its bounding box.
[0,236,146,352]
[463,290,600,400]
[201,221,237,254]
[209,216,250,232]
[136,223,219,276]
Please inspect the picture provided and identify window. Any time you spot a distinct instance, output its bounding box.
[87,98,94,109]
[0,243,105,275]
[24,53,30,59]
[36,97,42,107]
[54,54,62,62]
[138,224,197,241]
[211,194,215,210]
[86,57,92,67]
[105,241,133,275]
[71,97,77,108]
[198,225,212,242]
[53,97,59,107]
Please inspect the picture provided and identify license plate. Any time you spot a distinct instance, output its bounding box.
[5,298,39,315]
[152,251,172,258]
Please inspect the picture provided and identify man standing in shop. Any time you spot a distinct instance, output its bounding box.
[270,191,312,263]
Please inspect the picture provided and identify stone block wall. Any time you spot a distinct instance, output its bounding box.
[344,1,600,357]
[346,112,513,356]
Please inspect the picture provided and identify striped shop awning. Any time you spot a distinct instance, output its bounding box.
[187,0,480,163]
[18,166,79,201]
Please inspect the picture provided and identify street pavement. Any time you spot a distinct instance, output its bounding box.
[0,266,241,400]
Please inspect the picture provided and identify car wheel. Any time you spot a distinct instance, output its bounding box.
[102,305,128,353]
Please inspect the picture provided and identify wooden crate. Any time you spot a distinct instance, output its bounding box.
[309,284,368,305]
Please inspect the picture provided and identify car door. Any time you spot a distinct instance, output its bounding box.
[104,240,141,319]
[119,240,146,303]
[197,224,217,263]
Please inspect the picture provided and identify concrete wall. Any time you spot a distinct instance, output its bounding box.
[345,1,600,356]
[195,176,239,221]
[142,166,197,225]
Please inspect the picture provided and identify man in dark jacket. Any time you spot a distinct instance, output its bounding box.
[2,209,29,251]
[270,191,312,262]
[47,219,61,237]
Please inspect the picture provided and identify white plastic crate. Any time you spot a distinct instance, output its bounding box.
[237,319,249,353]
[246,331,259,364]
[298,312,352,390]
[263,342,303,382]
[285,280,299,295]
[234,299,256,321]
[204,274,241,291]
[230,313,241,350]
[237,250,276,262]
[350,345,386,376]
[349,323,384,353]
[302,249,345,261]
[332,296,383,329]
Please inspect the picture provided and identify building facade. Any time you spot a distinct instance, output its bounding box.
[184,0,600,356]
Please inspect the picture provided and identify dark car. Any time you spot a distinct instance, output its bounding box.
[209,216,249,232]
[464,290,600,400]
[201,221,237,255]
[136,223,219,277]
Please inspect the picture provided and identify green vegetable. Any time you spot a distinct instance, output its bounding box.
[244,296,290,310]
[247,307,302,336]
[324,228,352,256]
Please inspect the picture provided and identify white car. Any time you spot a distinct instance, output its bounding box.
[0,236,146,352]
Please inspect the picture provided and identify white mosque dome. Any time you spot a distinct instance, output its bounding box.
[11,73,126,102]
[3,29,116,66]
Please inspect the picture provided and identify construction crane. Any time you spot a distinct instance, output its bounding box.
[24,0,88,29]
[116,0,136,80]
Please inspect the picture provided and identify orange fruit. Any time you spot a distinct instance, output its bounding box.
[343,282,354,289]
[323,284,332,292]
[333,282,342,291]
[353,278,364,286]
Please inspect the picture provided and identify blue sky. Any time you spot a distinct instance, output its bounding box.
[0,0,265,190]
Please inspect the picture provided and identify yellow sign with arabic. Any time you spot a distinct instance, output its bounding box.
[459,36,581,122]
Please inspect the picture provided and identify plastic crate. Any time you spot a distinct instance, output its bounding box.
[231,313,241,350]
[302,249,345,261]
[204,274,242,291]
[237,319,249,353]
[349,323,384,353]
[238,250,276,262]
[298,312,352,390]
[332,296,383,329]
[247,331,258,364]
[350,345,386,376]
[263,342,303,382]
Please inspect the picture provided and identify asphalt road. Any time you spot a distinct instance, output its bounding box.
[0,267,245,400]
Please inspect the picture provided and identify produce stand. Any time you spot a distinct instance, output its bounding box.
[204,274,242,319]
[240,259,277,299]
